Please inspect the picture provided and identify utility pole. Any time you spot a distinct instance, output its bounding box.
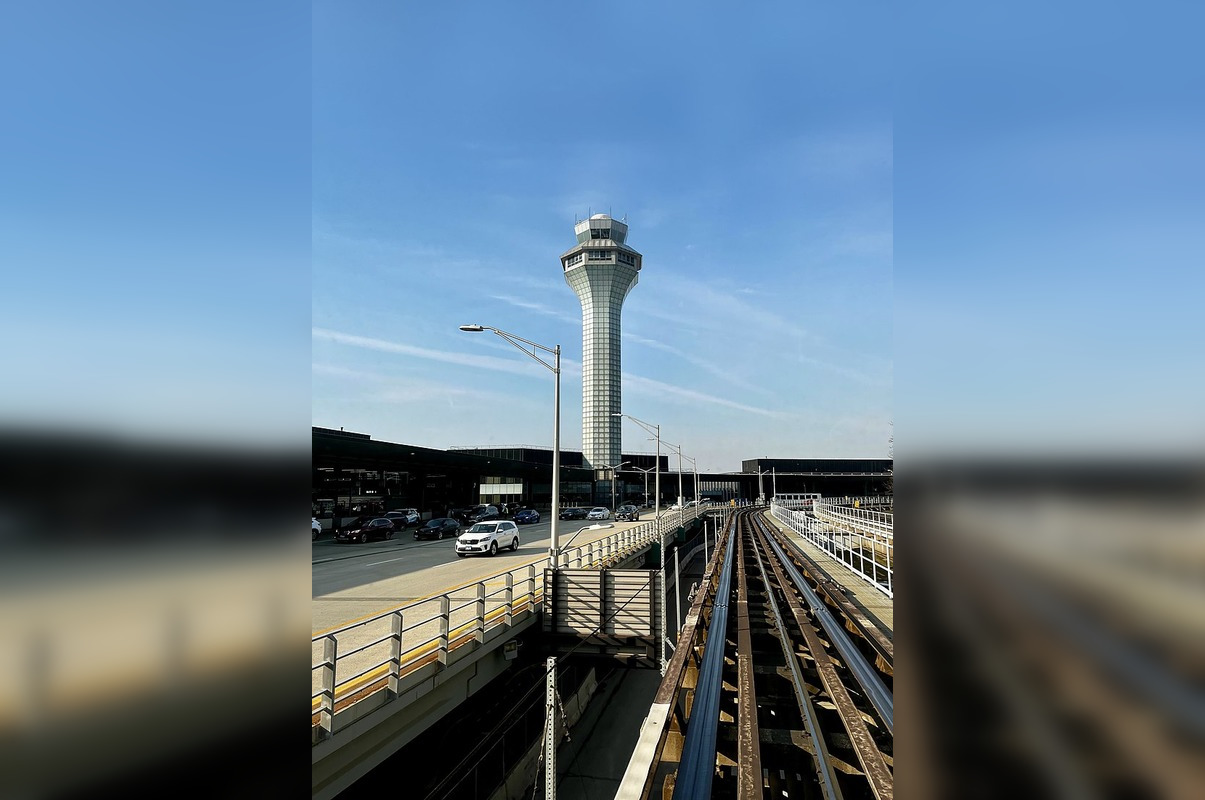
[600,460,629,513]
[544,656,557,800]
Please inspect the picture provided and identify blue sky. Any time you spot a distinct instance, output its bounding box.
[0,3,310,446]
[312,2,893,471]
[4,2,1194,465]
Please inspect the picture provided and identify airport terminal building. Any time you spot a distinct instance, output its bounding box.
[313,426,891,521]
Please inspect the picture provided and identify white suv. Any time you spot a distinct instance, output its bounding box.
[456,520,520,557]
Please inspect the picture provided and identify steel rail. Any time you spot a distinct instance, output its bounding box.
[733,522,763,799]
[753,522,894,800]
[670,519,736,800]
[745,515,844,800]
[765,520,894,672]
[763,523,895,735]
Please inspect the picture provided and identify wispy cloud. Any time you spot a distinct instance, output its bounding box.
[491,294,579,324]
[642,273,814,343]
[313,327,543,377]
[314,327,586,379]
[316,327,794,417]
[824,228,893,259]
[797,355,892,387]
[624,331,773,397]
[312,363,387,381]
[624,373,788,418]
[366,384,478,403]
[312,362,479,400]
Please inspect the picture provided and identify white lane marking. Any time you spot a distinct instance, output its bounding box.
[366,557,406,566]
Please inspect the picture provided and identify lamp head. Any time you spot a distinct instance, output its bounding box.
[459,324,485,332]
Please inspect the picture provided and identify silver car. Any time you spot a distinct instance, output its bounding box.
[587,507,610,520]
[456,520,520,557]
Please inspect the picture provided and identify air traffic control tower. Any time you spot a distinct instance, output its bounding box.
[561,214,642,474]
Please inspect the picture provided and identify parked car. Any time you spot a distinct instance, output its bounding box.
[587,507,611,520]
[385,508,421,528]
[414,517,461,540]
[469,504,502,523]
[558,507,587,520]
[453,504,501,525]
[312,517,322,539]
[335,515,373,535]
[335,517,397,543]
[456,520,520,557]
[615,504,639,522]
[512,508,541,525]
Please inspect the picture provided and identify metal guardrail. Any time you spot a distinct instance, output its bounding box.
[813,499,893,537]
[311,505,708,740]
[770,499,893,598]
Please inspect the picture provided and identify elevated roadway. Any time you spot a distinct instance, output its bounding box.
[311,507,712,799]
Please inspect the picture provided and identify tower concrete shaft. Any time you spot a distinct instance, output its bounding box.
[561,214,642,473]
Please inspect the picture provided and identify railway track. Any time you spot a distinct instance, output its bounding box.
[626,507,894,799]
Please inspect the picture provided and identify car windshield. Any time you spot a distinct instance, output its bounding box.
[469,523,497,533]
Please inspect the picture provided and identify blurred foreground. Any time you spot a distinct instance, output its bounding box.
[899,461,1205,800]
[0,429,308,798]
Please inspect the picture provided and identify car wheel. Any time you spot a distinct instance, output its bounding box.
[489,542,498,556]
[360,532,367,543]
[437,529,444,540]
[511,535,519,551]
[386,531,393,540]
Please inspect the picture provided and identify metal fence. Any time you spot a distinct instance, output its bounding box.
[311,505,707,741]
[813,498,893,537]
[770,498,893,598]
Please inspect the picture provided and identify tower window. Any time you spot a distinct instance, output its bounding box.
[591,228,610,239]
[587,250,610,261]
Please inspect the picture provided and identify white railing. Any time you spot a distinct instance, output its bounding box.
[311,505,707,741]
[814,499,893,538]
[770,500,893,598]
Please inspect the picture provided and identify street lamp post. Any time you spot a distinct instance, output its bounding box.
[460,324,561,568]
[670,443,685,508]
[612,414,661,524]
[633,465,655,508]
[613,412,666,673]
[682,454,698,505]
[600,460,629,515]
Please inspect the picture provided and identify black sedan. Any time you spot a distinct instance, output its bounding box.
[335,517,397,543]
[512,508,541,525]
[558,507,587,520]
[414,517,461,540]
[615,504,640,522]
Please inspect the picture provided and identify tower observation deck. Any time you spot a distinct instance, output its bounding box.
[561,214,642,473]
